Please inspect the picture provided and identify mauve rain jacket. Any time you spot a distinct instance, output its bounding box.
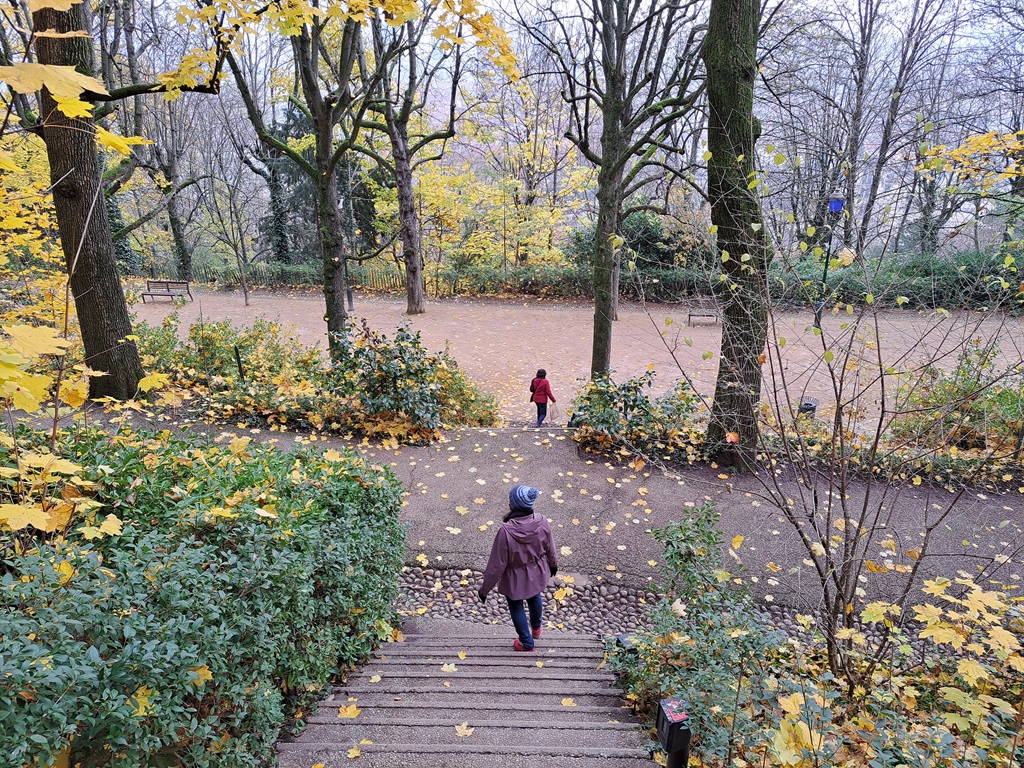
[480,513,558,600]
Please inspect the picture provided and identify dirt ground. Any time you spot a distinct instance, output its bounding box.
[127,288,1024,605]
[134,288,1024,424]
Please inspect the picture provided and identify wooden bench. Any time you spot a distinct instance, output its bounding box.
[141,279,193,303]
[687,308,721,325]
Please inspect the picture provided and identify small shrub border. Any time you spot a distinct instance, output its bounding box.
[132,314,499,443]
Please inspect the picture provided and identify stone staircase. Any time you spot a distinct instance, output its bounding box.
[277,622,653,768]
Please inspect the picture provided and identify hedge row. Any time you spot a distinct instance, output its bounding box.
[1,430,406,768]
[181,249,1022,310]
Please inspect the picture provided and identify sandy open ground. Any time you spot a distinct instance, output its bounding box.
[134,288,1024,424]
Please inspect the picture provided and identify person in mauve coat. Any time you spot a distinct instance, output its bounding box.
[478,485,559,652]
[530,369,556,428]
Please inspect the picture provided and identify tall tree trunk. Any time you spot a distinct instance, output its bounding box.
[392,131,425,314]
[703,0,770,471]
[591,173,622,376]
[316,173,348,354]
[34,2,144,400]
[166,191,192,280]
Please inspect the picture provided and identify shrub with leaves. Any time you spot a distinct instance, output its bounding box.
[888,339,1024,456]
[133,314,498,443]
[611,504,1024,767]
[571,369,704,463]
[2,429,406,768]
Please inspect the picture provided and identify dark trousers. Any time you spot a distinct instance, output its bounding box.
[506,594,543,649]
[535,401,548,426]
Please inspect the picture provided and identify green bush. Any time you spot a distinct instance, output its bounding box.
[888,340,1024,454]
[132,315,498,442]
[610,505,1024,766]
[768,249,1022,310]
[571,370,705,462]
[1,429,406,768]
[611,504,785,762]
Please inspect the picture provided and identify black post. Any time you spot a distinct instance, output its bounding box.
[813,224,835,331]
[234,345,246,383]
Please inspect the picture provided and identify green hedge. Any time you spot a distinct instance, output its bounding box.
[1,429,406,768]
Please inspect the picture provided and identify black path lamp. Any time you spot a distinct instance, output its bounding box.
[656,698,692,768]
[813,192,846,329]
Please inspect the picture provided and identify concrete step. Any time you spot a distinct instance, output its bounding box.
[334,680,616,697]
[378,640,607,651]
[278,753,653,768]
[317,690,623,709]
[367,655,607,669]
[295,720,646,748]
[312,700,635,723]
[345,668,614,683]
[277,743,652,761]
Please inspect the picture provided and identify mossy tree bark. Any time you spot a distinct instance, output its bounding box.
[703,0,771,470]
[34,3,144,400]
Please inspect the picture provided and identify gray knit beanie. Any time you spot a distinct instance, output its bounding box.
[508,484,539,511]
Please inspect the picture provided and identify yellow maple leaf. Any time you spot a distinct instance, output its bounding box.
[0,62,107,99]
[323,449,344,462]
[188,664,213,687]
[956,658,988,686]
[95,126,152,156]
[98,513,122,536]
[28,0,86,11]
[441,662,457,673]
[0,150,19,172]
[346,744,361,759]
[986,626,1021,653]
[58,376,90,408]
[3,323,70,356]
[561,697,577,707]
[731,535,744,549]
[0,503,50,531]
[137,372,169,393]
[457,651,467,660]
[55,560,75,586]
[369,674,382,683]
[454,722,474,737]
[560,546,572,556]
[53,95,92,118]
[922,577,951,597]
[337,704,362,719]
[862,601,897,624]
[415,553,429,566]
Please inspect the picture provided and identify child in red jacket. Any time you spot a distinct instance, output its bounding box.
[529,369,556,428]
